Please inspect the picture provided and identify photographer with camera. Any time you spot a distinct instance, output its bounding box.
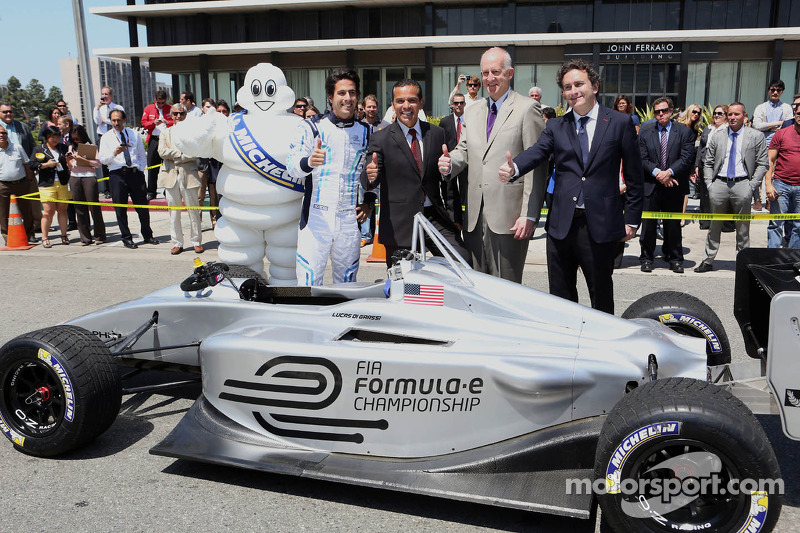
[93,86,125,197]
[449,74,482,109]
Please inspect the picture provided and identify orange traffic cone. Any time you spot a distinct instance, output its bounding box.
[2,195,34,251]
[367,202,386,263]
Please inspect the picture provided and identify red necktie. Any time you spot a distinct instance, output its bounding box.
[409,128,422,174]
[456,119,462,143]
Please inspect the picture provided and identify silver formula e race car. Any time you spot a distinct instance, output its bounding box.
[1,215,796,532]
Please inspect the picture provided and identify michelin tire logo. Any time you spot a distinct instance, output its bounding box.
[658,313,722,353]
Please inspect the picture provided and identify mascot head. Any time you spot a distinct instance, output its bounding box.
[237,63,295,114]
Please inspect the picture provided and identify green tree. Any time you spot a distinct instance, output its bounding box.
[24,79,47,120]
[4,76,24,109]
[44,86,64,116]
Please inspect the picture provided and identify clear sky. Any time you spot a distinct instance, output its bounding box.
[0,1,162,91]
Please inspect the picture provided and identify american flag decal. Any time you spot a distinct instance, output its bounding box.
[403,283,444,306]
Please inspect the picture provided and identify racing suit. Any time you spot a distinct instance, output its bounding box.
[287,112,373,285]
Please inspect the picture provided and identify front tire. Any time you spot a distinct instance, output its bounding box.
[0,326,121,456]
[622,291,731,365]
[594,378,781,532]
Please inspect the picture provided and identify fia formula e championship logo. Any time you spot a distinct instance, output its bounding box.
[219,355,387,443]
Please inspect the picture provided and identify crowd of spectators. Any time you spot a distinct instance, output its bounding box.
[1,60,798,301]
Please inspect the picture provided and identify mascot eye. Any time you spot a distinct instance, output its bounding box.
[265,80,276,97]
[251,80,262,97]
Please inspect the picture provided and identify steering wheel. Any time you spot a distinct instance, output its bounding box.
[180,262,230,292]
[180,274,209,292]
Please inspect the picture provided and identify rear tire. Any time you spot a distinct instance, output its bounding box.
[622,291,731,365]
[227,264,267,283]
[595,378,781,533]
[0,325,121,456]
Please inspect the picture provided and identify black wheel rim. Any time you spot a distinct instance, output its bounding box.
[2,358,66,437]
[619,438,748,532]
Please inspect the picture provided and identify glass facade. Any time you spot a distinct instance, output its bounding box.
[134,1,800,118]
[145,0,800,46]
[599,63,680,110]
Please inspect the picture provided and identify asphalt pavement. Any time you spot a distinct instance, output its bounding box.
[0,201,796,532]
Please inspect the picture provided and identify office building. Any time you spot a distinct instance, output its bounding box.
[92,1,800,116]
[60,57,157,126]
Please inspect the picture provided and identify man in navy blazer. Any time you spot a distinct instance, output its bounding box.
[638,97,696,273]
[499,59,643,313]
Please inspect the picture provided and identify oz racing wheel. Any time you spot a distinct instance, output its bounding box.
[0,326,121,457]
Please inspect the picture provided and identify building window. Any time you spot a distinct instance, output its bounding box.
[703,60,770,112]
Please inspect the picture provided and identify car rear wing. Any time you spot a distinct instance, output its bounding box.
[766,291,800,440]
[734,248,800,359]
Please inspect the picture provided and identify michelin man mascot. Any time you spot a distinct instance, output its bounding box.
[170,64,303,285]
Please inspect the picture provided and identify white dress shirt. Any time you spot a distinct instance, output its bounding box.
[98,127,146,171]
[718,127,748,179]
[397,120,432,206]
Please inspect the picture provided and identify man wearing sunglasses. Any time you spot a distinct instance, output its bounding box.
[439,93,468,229]
[0,103,34,157]
[449,75,482,109]
[754,81,793,145]
[695,103,768,272]
[291,98,309,117]
[158,103,203,255]
[0,102,40,234]
[638,97,696,274]
[141,90,174,202]
[0,124,37,245]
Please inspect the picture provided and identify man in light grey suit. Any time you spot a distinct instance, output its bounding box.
[695,102,768,272]
[438,47,546,283]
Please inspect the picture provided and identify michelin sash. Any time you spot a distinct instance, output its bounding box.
[230,112,305,192]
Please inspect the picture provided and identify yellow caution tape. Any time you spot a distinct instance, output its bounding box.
[641,211,800,221]
[536,208,799,221]
[12,193,791,219]
[15,192,216,211]
[94,164,161,182]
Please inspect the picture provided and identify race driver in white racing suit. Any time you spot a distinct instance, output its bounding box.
[287,69,375,286]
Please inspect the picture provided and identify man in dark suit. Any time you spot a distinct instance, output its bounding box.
[438,93,467,230]
[638,97,696,273]
[499,59,643,314]
[361,79,469,266]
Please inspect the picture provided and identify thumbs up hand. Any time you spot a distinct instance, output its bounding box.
[438,144,451,175]
[366,152,379,183]
[309,137,326,168]
[499,150,516,183]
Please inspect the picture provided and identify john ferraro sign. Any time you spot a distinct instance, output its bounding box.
[602,42,680,61]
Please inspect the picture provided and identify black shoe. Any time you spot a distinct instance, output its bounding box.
[122,239,138,249]
[143,237,160,245]
[699,222,710,230]
[103,192,112,199]
[640,262,653,273]
[146,193,155,202]
[671,262,684,274]
[67,223,77,231]
[694,262,713,273]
